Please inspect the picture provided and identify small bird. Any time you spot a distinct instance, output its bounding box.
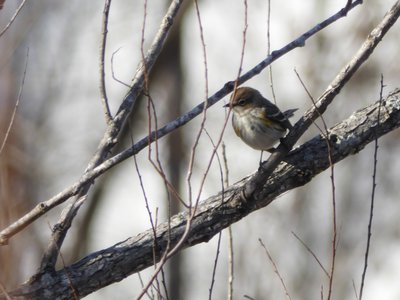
[224,87,297,152]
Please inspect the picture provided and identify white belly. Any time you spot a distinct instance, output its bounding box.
[233,114,285,150]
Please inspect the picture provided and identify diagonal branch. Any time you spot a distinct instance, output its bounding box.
[37,0,185,270]
[0,48,29,155]
[7,89,400,300]
[243,0,400,201]
[0,0,28,38]
[99,0,113,123]
[0,0,364,245]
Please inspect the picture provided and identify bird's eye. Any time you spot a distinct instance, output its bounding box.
[238,99,246,106]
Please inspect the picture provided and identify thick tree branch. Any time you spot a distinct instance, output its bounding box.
[5,89,400,300]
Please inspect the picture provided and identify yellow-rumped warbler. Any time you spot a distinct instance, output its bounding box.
[224,87,297,152]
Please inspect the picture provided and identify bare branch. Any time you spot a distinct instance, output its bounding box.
[0,0,27,38]
[359,75,384,300]
[266,0,277,104]
[294,68,338,300]
[0,281,11,300]
[259,238,292,300]
[99,0,113,123]
[208,232,222,300]
[236,0,248,80]
[111,47,131,87]
[227,226,234,300]
[291,231,329,278]
[222,142,234,300]
[186,0,210,208]
[0,48,28,155]
[352,279,359,300]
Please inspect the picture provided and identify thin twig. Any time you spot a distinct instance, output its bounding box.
[0,280,11,300]
[111,47,131,88]
[140,5,185,209]
[259,238,292,300]
[222,142,234,300]
[132,135,157,261]
[208,232,222,300]
[203,129,226,203]
[191,0,248,240]
[293,68,325,133]
[146,94,186,208]
[137,272,155,300]
[188,0,245,237]
[160,266,170,300]
[145,95,164,298]
[99,0,113,123]
[186,0,209,209]
[0,0,27,38]
[293,69,337,299]
[326,141,337,300]
[266,0,277,104]
[136,207,196,300]
[189,0,248,243]
[136,3,195,295]
[291,231,329,278]
[221,142,230,188]
[202,129,225,300]
[307,83,338,300]
[236,0,248,81]
[0,48,29,155]
[359,75,383,300]
[56,239,79,300]
[352,279,359,300]
[139,1,165,295]
[139,17,186,295]
[227,226,234,300]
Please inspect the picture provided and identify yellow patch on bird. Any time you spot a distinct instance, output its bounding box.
[260,117,274,127]
[233,124,241,136]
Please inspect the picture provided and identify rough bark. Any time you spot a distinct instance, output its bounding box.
[4,89,400,300]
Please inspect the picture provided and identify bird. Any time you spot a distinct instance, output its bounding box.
[224,87,297,152]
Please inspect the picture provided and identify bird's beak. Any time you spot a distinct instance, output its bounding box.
[223,103,231,108]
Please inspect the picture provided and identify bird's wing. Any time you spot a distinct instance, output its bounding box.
[260,100,294,130]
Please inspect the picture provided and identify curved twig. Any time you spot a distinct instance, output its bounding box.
[0,0,28,38]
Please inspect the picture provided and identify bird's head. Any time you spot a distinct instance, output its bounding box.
[224,87,263,114]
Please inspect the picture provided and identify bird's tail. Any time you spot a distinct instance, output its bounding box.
[283,108,298,119]
[282,108,298,129]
